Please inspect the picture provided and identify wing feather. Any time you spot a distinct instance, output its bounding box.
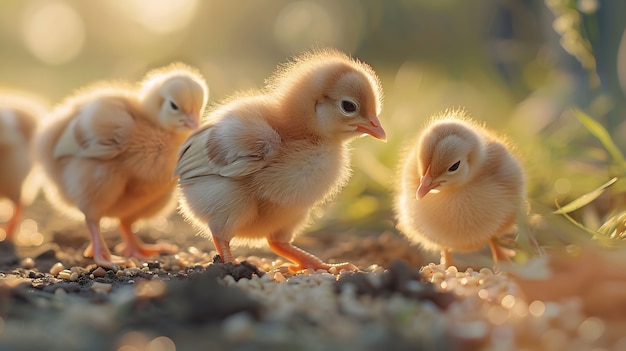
[53,99,135,160]
[175,115,280,182]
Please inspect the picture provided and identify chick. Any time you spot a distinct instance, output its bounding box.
[175,49,385,272]
[0,93,45,241]
[36,63,208,269]
[395,110,525,267]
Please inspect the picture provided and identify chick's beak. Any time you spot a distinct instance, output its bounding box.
[184,112,199,130]
[416,166,439,199]
[353,114,386,141]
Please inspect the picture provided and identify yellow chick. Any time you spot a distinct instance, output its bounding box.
[36,63,208,269]
[175,49,386,272]
[0,92,45,241]
[395,110,525,267]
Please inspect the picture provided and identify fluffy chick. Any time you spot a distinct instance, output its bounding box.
[395,110,525,267]
[175,49,386,272]
[36,64,208,269]
[0,92,46,241]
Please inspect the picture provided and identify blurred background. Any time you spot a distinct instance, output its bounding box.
[1,0,625,253]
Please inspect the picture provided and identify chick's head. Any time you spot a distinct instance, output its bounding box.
[271,49,386,142]
[140,63,208,132]
[416,119,485,199]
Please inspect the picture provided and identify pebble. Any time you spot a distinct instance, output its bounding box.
[69,272,79,282]
[57,269,72,280]
[20,258,35,269]
[91,282,112,294]
[50,262,65,276]
[92,267,107,278]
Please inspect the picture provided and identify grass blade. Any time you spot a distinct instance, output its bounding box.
[554,200,603,236]
[553,177,618,214]
[574,109,626,165]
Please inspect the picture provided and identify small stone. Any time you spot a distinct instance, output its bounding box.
[446,266,458,275]
[91,282,112,293]
[273,272,286,283]
[69,272,79,282]
[20,258,35,269]
[135,280,167,299]
[50,262,65,276]
[92,267,107,278]
[57,270,72,280]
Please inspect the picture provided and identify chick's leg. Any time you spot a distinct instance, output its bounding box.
[115,220,178,259]
[440,248,454,268]
[212,236,235,263]
[489,239,514,263]
[267,240,358,273]
[83,219,128,270]
[4,202,23,241]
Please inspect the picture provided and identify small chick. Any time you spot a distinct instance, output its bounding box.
[395,110,525,267]
[0,93,45,240]
[175,49,386,272]
[36,63,208,269]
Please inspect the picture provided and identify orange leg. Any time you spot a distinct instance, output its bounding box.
[440,248,454,268]
[114,221,178,259]
[489,239,514,264]
[212,236,235,263]
[83,219,129,270]
[267,240,358,273]
[4,202,23,241]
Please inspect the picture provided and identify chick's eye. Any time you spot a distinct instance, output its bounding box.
[338,98,358,116]
[448,161,461,172]
[170,101,179,111]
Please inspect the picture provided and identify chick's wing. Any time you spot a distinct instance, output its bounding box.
[53,99,135,160]
[175,114,281,181]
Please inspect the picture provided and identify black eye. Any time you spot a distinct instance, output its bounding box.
[338,99,358,115]
[170,101,179,111]
[448,161,461,172]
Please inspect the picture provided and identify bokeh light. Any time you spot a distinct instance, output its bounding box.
[0,200,13,223]
[529,300,546,318]
[16,218,44,246]
[146,336,176,351]
[108,0,198,34]
[273,1,364,54]
[20,1,85,65]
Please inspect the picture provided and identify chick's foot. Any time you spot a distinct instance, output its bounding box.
[268,240,358,273]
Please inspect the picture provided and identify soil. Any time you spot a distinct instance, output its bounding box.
[5,198,623,350]
[0,197,455,351]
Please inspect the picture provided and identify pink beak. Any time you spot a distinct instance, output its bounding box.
[184,112,199,129]
[416,166,440,199]
[353,114,386,141]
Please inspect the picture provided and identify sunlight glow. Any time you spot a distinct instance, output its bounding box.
[109,0,198,34]
[0,200,13,222]
[21,2,85,65]
[274,1,336,52]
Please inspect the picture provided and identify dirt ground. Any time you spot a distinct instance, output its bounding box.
[0,196,460,351]
[5,196,625,351]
